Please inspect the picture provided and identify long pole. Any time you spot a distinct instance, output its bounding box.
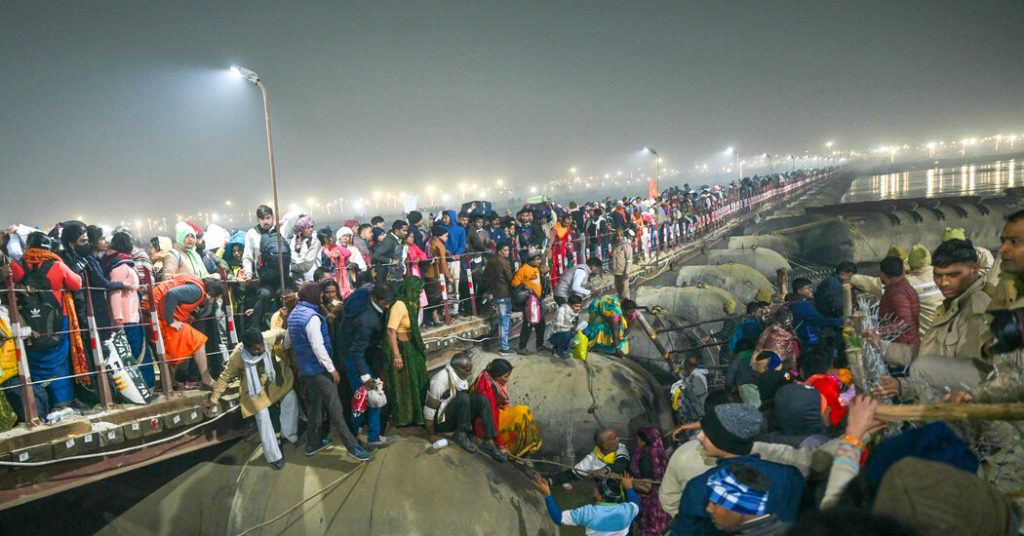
[256,80,287,292]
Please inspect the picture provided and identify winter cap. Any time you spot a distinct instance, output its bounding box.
[942,227,967,242]
[873,458,1013,536]
[700,403,764,456]
[707,465,769,516]
[908,244,931,270]
[336,227,354,239]
[772,383,825,436]
[886,244,909,261]
[175,221,196,245]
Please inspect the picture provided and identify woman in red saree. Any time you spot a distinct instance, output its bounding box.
[470,358,542,457]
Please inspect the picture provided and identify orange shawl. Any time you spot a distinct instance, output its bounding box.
[21,248,90,385]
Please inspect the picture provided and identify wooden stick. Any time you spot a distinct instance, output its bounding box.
[875,403,1024,422]
[655,315,738,334]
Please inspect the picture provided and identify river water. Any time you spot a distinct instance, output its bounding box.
[842,158,1022,203]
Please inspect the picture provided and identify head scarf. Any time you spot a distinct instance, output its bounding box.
[293,215,314,253]
[630,427,668,482]
[393,276,425,352]
[706,465,769,516]
[174,221,207,276]
[865,421,978,490]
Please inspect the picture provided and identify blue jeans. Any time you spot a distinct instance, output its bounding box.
[549,331,574,355]
[345,362,381,442]
[493,297,511,351]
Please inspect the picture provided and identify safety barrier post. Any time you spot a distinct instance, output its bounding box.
[143,268,174,395]
[437,259,452,325]
[217,267,238,346]
[82,272,115,408]
[463,253,478,317]
[6,277,39,426]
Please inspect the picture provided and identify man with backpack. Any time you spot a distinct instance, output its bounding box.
[241,205,290,331]
[10,232,83,408]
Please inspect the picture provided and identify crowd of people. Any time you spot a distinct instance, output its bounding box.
[555,218,1021,535]
[0,172,802,426]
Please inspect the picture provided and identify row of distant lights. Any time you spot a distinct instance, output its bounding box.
[874,133,1021,155]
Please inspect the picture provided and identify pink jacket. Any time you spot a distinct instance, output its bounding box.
[110,264,141,324]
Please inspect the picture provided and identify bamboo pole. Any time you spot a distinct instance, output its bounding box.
[654,315,738,334]
[875,403,1024,423]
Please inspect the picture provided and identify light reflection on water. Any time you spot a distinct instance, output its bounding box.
[843,160,1022,202]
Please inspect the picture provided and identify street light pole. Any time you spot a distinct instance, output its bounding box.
[232,65,286,292]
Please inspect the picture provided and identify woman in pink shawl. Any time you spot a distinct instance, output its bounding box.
[630,426,671,535]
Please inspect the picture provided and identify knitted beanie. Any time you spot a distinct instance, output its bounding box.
[886,244,909,261]
[908,244,931,270]
[700,403,764,455]
[943,227,967,242]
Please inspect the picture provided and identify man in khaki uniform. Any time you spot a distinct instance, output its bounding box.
[877,240,992,401]
[851,244,943,333]
[610,230,633,300]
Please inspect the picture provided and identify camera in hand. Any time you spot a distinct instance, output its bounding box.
[988,309,1024,354]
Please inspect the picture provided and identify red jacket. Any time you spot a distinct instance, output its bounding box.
[880,276,920,344]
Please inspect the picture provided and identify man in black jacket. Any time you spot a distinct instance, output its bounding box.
[814,261,857,318]
[370,221,408,284]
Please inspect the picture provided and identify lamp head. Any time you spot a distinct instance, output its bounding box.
[230,65,260,84]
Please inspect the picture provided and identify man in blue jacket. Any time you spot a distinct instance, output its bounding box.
[813,261,857,318]
[287,281,372,461]
[337,283,396,449]
[788,278,843,351]
[534,472,640,536]
[672,403,805,535]
[439,210,466,316]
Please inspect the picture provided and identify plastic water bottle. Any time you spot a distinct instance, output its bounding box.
[45,407,76,424]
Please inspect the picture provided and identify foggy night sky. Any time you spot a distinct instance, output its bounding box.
[2,1,1023,227]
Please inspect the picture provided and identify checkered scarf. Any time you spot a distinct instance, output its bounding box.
[707,466,768,516]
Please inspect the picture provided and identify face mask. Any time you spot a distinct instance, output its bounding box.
[74,243,93,257]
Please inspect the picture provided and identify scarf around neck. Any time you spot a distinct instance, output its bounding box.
[242,346,275,398]
[21,248,90,385]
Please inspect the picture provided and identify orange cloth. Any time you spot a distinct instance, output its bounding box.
[147,274,208,363]
[512,263,542,297]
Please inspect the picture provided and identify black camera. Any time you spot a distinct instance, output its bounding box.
[988,309,1024,354]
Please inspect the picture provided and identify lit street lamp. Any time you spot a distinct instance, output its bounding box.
[231,64,286,291]
[727,147,741,179]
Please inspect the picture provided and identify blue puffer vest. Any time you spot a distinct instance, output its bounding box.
[287,301,333,378]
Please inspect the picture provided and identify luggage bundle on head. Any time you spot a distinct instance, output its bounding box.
[16,260,62,349]
[258,231,291,285]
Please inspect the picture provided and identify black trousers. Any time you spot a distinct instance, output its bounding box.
[519,316,546,351]
[250,285,276,331]
[301,373,358,450]
[435,392,497,439]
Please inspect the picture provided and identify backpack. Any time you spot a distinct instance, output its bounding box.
[17,261,63,349]
[258,231,291,284]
